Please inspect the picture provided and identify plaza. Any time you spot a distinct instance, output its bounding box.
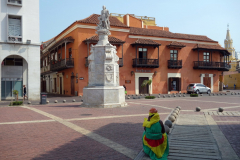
[0,93,239,159]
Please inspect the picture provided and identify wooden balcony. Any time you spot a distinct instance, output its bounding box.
[193,61,230,71]
[168,60,182,69]
[50,58,74,71]
[41,65,50,74]
[85,57,123,67]
[132,58,159,68]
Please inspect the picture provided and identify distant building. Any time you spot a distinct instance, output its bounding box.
[0,0,40,101]
[40,13,230,95]
[235,51,240,60]
[223,26,240,89]
[224,25,235,61]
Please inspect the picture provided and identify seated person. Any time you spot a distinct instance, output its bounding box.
[142,108,169,160]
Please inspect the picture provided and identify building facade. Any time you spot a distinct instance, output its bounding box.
[223,26,240,89]
[0,0,40,101]
[40,13,230,96]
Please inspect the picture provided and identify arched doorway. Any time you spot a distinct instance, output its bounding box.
[1,55,28,100]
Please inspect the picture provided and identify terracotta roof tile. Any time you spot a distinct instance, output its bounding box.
[193,44,230,55]
[193,44,226,50]
[130,27,217,42]
[167,41,186,48]
[41,38,55,50]
[83,35,125,44]
[78,14,129,28]
[132,39,161,46]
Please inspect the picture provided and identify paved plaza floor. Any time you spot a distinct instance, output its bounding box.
[0,93,240,160]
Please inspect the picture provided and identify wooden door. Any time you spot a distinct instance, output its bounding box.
[203,77,211,88]
[139,77,149,94]
[71,76,75,95]
[60,77,62,94]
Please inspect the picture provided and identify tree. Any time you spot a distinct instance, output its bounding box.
[13,90,19,101]
[141,79,152,96]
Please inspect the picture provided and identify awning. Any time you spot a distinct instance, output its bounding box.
[131,39,161,47]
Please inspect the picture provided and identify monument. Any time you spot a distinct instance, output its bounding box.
[81,6,127,108]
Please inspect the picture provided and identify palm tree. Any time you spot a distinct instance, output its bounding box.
[141,79,152,96]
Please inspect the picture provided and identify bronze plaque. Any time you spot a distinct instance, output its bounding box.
[125,80,131,84]
[205,74,209,77]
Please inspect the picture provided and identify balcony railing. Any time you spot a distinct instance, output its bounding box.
[168,60,182,69]
[85,57,123,67]
[132,58,159,68]
[7,0,22,6]
[193,61,230,71]
[41,65,50,74]
[8,36,22,43]
[50,58,74,71]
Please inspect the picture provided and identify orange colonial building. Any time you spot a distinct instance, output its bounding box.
[40,13,230,96]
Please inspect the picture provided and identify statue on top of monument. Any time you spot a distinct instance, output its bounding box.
[97,5,110,30]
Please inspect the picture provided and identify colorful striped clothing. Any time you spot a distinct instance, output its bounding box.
[142,113,169,160]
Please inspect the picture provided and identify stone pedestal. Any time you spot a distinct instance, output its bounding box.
[81,20,127,108]
[82,86,127,108]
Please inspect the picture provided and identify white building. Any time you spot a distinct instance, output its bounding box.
[0,0,40,101]
[235,51,240,60]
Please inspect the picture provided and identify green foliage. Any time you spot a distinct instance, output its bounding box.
[141,79,152,88]
[190,93,198,97]
[9,101,23,106]
[145,96,155,99]
[13,90,19,95]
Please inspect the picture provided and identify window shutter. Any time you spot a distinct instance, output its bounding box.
[9,18,21,36]
[168,78,172,91]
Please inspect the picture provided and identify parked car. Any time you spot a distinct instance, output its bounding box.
[187,83,211,94]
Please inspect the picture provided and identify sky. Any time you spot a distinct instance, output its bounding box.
[40,0,240,51]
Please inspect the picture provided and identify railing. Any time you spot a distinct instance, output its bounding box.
[41,65,50,74]
[193,61,231,71]
[8,36,22,43]
[168,60,182,69]
[132,58,159,68]
[50,58,74,71]
[7,0,22,5]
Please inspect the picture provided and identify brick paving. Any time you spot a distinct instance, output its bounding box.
[213,115,240,158]
[0,107,50,122]
[0,95,240,159]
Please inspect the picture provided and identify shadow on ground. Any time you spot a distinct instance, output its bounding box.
[32,122,144,160]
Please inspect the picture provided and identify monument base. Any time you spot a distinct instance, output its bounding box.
[81,86,127,108]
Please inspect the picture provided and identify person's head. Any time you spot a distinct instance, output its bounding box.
[147,108,160,122]
[23,85,26,87]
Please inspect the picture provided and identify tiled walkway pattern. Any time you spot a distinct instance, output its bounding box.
[0,94,240,159]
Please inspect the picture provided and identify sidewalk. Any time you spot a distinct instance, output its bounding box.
[0,95,239,159]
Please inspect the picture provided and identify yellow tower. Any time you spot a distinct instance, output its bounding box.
[224,25,236,61]
[223,25,240,89]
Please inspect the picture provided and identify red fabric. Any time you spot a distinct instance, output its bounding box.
[144,135,164,147]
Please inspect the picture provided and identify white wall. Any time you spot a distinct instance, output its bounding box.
[0,0,40,44]
[0,0,40,101]
[0,44,40,101]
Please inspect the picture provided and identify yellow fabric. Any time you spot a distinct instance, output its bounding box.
[142,113,160,128]
[143,133,168,158]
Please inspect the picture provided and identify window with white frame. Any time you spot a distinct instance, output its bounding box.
[7,0,22,6]
[8,15,22,42]
[203,52,209,62]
